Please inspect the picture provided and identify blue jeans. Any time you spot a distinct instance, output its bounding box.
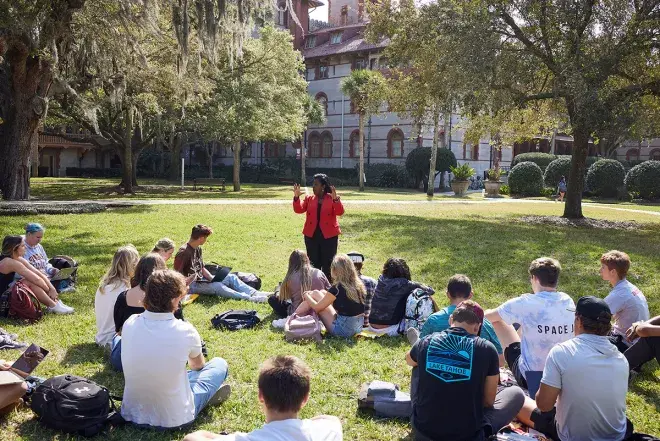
[189,357,229,416]
[189,273,256,300]
[331,314,364,338]
[110,335,123,372]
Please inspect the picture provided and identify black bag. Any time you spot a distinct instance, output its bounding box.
[48,255,79,284]
[204,262,261,290]
[0,288,10,318]
[211,310,261,331]
[30,374,123,437]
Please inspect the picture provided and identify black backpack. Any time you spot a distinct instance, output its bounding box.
[48,255,79,284]
[211,310,261,331]
[30,375,123,437]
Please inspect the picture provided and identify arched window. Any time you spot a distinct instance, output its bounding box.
[626,148,640,161]
[308,132,322,157]
[315,93,328,118]
[388,128,404,158]
[321,131,333,158]
[650,149,660,161]
[349,130,360,158]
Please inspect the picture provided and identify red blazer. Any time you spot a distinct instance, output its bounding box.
[293,193,345,239]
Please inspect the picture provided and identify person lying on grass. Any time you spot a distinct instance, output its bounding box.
[293,253,366,338]
[183,355,342,441]
[0,235,73,314]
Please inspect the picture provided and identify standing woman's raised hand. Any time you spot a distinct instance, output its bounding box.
[330,185,338,200]
[293,184,302,198]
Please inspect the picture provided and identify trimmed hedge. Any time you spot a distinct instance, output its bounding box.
[511,153,556,171]
[405,147,457,187]
[543,157,572,188]
[509,161,544,196]
[586,159,626,197]
[625,160,660,200]
[66,167,122,178]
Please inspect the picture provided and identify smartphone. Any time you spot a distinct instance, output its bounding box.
[12,343,49,376]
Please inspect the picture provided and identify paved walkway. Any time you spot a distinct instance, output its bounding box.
[2,197,659,216]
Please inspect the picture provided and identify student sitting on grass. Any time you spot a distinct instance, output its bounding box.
[347,251,377,327]
[407,300,525,441]
[409,274,504,366]
[121,269,230,429]
[485,257,575,389]
[174,224,269,302]
[0,359,28,416]
[110,253,184,372]
[183,355,342,441]
[0,235,73,314]
[517,296,631,441]
[152,238,176,262]
[268,249,330,318]
[624,315,660,373]
[293,254,366,338]
[367,257,434,336]
[22,222,74,293]
[94,245,139,348]
[599,250,650,353]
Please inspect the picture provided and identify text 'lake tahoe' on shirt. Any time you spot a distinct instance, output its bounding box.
[426,330,475,382]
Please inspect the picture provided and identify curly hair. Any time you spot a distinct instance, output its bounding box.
[382,257,411,280]
[143,269,187,313]
[131,253,167,290]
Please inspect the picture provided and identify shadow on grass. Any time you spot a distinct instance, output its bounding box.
[630,365,660,414]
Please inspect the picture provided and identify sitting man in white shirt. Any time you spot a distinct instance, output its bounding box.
[518,296,632,441]
[120,269,231,429]
[183,355,343,441]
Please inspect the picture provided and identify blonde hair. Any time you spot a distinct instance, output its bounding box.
[99,245,139,294]
[280,250,313,301]
[330,254,366,304]
[152,238,175,253]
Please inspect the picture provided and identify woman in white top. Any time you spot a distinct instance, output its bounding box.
[152,238,175,262]
[94,245,139,348]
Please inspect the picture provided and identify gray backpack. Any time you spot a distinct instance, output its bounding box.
[358,380,411,419]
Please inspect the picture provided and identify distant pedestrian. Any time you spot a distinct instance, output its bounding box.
[556,176,567,202]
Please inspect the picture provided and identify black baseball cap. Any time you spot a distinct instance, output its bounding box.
[568,296,612,323]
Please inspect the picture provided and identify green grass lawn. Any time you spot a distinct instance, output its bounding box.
[1,202,659,440]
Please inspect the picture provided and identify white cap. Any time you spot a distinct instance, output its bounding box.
[347,251,364,263]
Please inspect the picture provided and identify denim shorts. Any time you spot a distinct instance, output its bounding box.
[331,314,364,338]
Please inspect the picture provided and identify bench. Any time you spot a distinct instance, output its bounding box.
[192,178,226,191]
[279,177,296,186]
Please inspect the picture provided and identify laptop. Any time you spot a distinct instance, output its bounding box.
[50,267,76,281]
[197,266,232,283]
[525,370,543,399]
[0,343,49,385]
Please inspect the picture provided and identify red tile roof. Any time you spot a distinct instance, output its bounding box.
[303,24,389,59]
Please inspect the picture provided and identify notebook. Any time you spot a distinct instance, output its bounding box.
[0,343,49,385]
[50,267,76,281]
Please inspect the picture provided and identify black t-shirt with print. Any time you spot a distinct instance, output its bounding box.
[328,284,364,317]
[410,327,499,441]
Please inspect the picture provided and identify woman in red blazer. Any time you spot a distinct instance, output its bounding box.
[292,174,344,281]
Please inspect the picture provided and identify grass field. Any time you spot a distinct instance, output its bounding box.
[1,202,659,440]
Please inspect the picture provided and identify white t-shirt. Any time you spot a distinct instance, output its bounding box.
[94,281,129,347]
[542,334,628,441]
[214,417,343,441]
[497,291,575,377]
[604,279,649,340]
[120,311,202,428]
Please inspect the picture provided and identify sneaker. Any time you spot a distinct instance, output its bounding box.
[250,294,269,303]
[48,300,74,315]
[207,384,232,407]
[272,318,287,329]
[406,327,420,345]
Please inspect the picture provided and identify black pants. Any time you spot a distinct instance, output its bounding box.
[503,342,527,389]
[625,336,660,371]
[304,234,338,282]
[532,408,634,441]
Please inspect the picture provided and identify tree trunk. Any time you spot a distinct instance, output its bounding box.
[207,143,214,178]
[131,147,142,188]
[169,131,184,181]
[427,107,441,197]
[438,113,450,190]
[563,128,589,219]
[0,50,50,200]
[233,139,242,191]
[358,114,365,191]
[120,108,134,193]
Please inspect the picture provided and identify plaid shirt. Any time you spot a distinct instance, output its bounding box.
[359,273,377,327]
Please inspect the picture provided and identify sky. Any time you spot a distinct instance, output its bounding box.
[309,4,328,22]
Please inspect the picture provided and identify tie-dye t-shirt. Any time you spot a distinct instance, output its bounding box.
[497,291,575,379]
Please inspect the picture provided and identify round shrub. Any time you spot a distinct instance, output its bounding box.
[625,160,660,200]
[405,147,457,187]
[509,161,544,196]
[543,157,572,187]
[586,159,626,197]
[511,153,556,171]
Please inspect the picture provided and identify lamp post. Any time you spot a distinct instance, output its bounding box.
[367,116,372,165]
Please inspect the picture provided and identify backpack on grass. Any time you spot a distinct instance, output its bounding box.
[211,310,261,331]
[285,312,322,342]
[400,288,436,333]
[48,255,78,284]
[9,281,42,322]
[30,374,123,437]
[358,380,411,419]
